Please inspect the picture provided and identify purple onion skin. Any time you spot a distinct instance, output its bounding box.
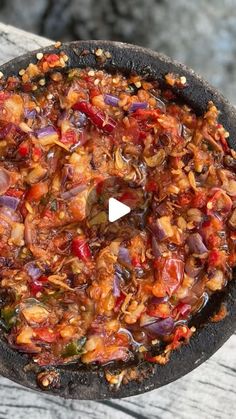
[0,195,20,211]
[0,168,11,195]
[113,274,121,297]
[71,111,87,128]
[61,184,87,200]
[187,233,208,254]
[144,317,174,336]
[149,296,168,305]
[104,94,119,107]
[151,235,162,257]
[118,247,131,265]
[25,262,42,280]
[129,102,148,112]
[35,126,56,138]
[150,220,167,241]
[185,257,203,278]
[25,109,36,119]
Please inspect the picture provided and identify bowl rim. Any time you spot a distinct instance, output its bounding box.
[0,40,236,400]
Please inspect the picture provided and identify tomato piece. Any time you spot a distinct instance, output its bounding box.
[201,216,223,249]
[27,182,48,202]
[147,303,171,318]
[35,327,58,343]
[208,250,227,268]
[154,257,184,296]
[72,236,91,261]
[192,191,207,208]
[45,54,60,64]
[207,188,232,218]
[177,192,193,206]
[61,129,77,144]
[146,180,158,192]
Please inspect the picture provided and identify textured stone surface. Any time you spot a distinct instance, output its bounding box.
[0,22,235,418]
[0,0,236,102]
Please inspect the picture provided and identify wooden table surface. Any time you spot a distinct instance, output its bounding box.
[0,22,235,419]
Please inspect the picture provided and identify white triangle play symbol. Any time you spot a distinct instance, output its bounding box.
[108,197,131,222]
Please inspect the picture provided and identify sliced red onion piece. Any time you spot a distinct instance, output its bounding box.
[149,296,168,305]
[61,184,87,200]
[140,313,158,327]
[71,110,87,128]
[151,235,162,257]
[185,256,203,278]
[61,164,74,187]
[144,317,175,336]
[129,101,148,112]
[187,233,208,254]
[0,168,11,195]
[35,125,57,138]
[118,247,131,265]
[104,94,119,107]
[0,195,20,210]
[25,262,43,280]
[25,109,36,119]
[113,274,121,297]
[151,217,173,241]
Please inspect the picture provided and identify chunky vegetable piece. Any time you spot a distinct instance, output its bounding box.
[0,53,235,371]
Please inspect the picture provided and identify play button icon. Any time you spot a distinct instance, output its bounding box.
[85,176,149,242]
[108,198,131,222]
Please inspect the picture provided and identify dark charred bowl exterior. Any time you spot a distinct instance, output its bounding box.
[0,40,236,399]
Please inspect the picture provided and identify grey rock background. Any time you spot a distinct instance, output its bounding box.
[0,0,235,103]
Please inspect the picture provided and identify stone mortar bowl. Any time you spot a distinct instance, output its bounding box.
[0,40,236,399]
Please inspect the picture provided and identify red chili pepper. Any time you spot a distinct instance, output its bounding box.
[114,292,126,312]
[32,146,42,160]
[72,236,91,261]
[18,142,30,157]
[38,276,48,283]
[171,325,192,349]
[29,275,48,296]
[6,189,24,198]
[29,280,44,296]
[72,101,116,133]
[131,256,143,267]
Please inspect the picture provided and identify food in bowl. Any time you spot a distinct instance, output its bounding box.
[0,50,235,375]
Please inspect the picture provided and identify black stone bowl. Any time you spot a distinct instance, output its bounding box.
[0,41,236,399]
